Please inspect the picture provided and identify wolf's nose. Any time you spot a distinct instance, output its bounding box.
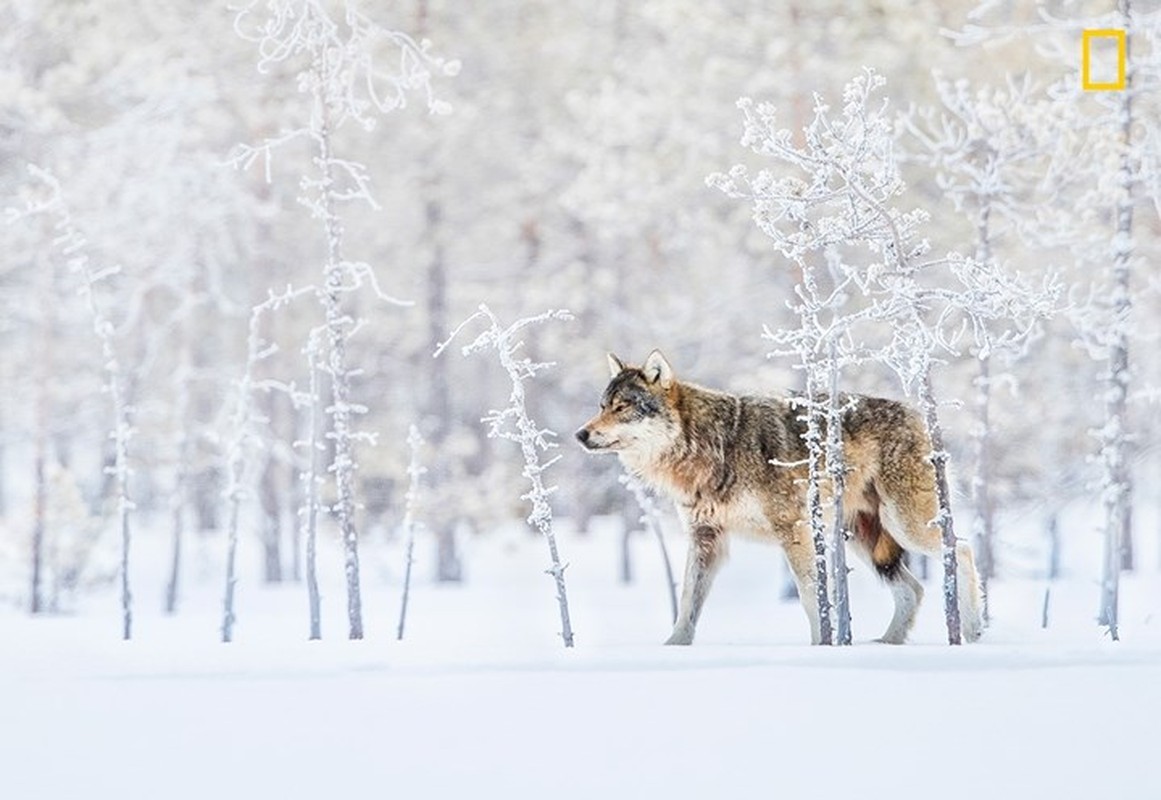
[575,428,590,444]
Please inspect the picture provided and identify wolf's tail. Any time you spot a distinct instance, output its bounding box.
[849,481,905,580]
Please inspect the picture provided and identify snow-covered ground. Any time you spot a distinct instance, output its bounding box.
[4,515,1161,800]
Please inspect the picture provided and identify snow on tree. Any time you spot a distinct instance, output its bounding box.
[231,0,458,640]
[710,77,912,646]
[9,166,137,640]
[762,254,884,647]
[1064,0,1155,641]
[436,304,576,648]
[899,73,1061,621]
[298,329,325,641]
[219,286,313,643]
[956,0,1161,640]
[713,69,1057,644]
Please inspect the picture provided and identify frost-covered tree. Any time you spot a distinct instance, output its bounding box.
[10,167,136,640]
[767,255,887,647]
[1059,0,1156,640]
[220,286,312,643]
[298,329,325,640]
[711,76,922,645]
[437,305,576,648]
[956,0,1161,641]
[1,0,261,623]
[231,0,457,639]
[899,73,1060,620]
[714,70,1056,644]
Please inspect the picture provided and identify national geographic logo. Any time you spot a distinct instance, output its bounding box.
[1082,29,1126,91]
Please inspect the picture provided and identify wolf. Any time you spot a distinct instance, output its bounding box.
[575,350,982,645]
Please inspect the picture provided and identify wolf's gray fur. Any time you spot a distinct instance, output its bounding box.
[577,350,983,645]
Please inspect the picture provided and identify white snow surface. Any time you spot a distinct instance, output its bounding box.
[4,516,1161,800]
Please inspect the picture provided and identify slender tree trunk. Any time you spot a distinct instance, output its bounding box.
[165,495,184,616]
[534,505,574,648]
[31,426,46,615]
[165,326,192,615]
[119,496,131,641]
[86,268,133,641]
[396,426,424,641]
[1120,496,1134,571]
[1046,512,1060,581]
[825,341,852,645]
[303,340,322,641]
[396,519,418,641]
[619,511,634,584]
[193,468,221,533]
[426,191,461,584]
[971,353,995,623]
[222,481,241,643]
[417,0,461,585]
[221,301,280,643]
[310,34,362,641]
[653,521,678,625]
[30,275,51,615]
[492,324,574,647]
[1098,1,1133,640]
[622,472,678,622]
[919,366,962,645]
[803,368,833,646]
[971,198,997,624]
[259,452,283,584]
[289,457,303,583]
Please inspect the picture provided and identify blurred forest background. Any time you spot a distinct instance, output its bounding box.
[1,0,1159,618]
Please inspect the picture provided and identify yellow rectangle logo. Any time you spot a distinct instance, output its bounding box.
[1082,29,1126,91]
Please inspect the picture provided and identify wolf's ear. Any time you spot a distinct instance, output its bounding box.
[642,350,674,388]
[607,353,626,377]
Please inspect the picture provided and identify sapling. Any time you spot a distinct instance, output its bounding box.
[436,304,576,647]
[396,425,425,641]
[10,166,136,640]
[221,285,313,643]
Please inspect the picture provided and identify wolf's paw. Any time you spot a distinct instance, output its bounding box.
[874,634,907,645]
[664,630,694,646]
[962,619,983,643]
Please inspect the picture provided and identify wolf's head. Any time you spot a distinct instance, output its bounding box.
[575,350,681,462]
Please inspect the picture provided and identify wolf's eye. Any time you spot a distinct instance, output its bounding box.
[612,402,629,414]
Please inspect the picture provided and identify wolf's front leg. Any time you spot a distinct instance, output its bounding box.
[783,535,823,645]
[665,524,727,645]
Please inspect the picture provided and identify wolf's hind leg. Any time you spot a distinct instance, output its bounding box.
[847,525,923,644]
[665,525,726,645]
[956,541,983,642]
[879,563,923,644]
[880,495,985,643]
